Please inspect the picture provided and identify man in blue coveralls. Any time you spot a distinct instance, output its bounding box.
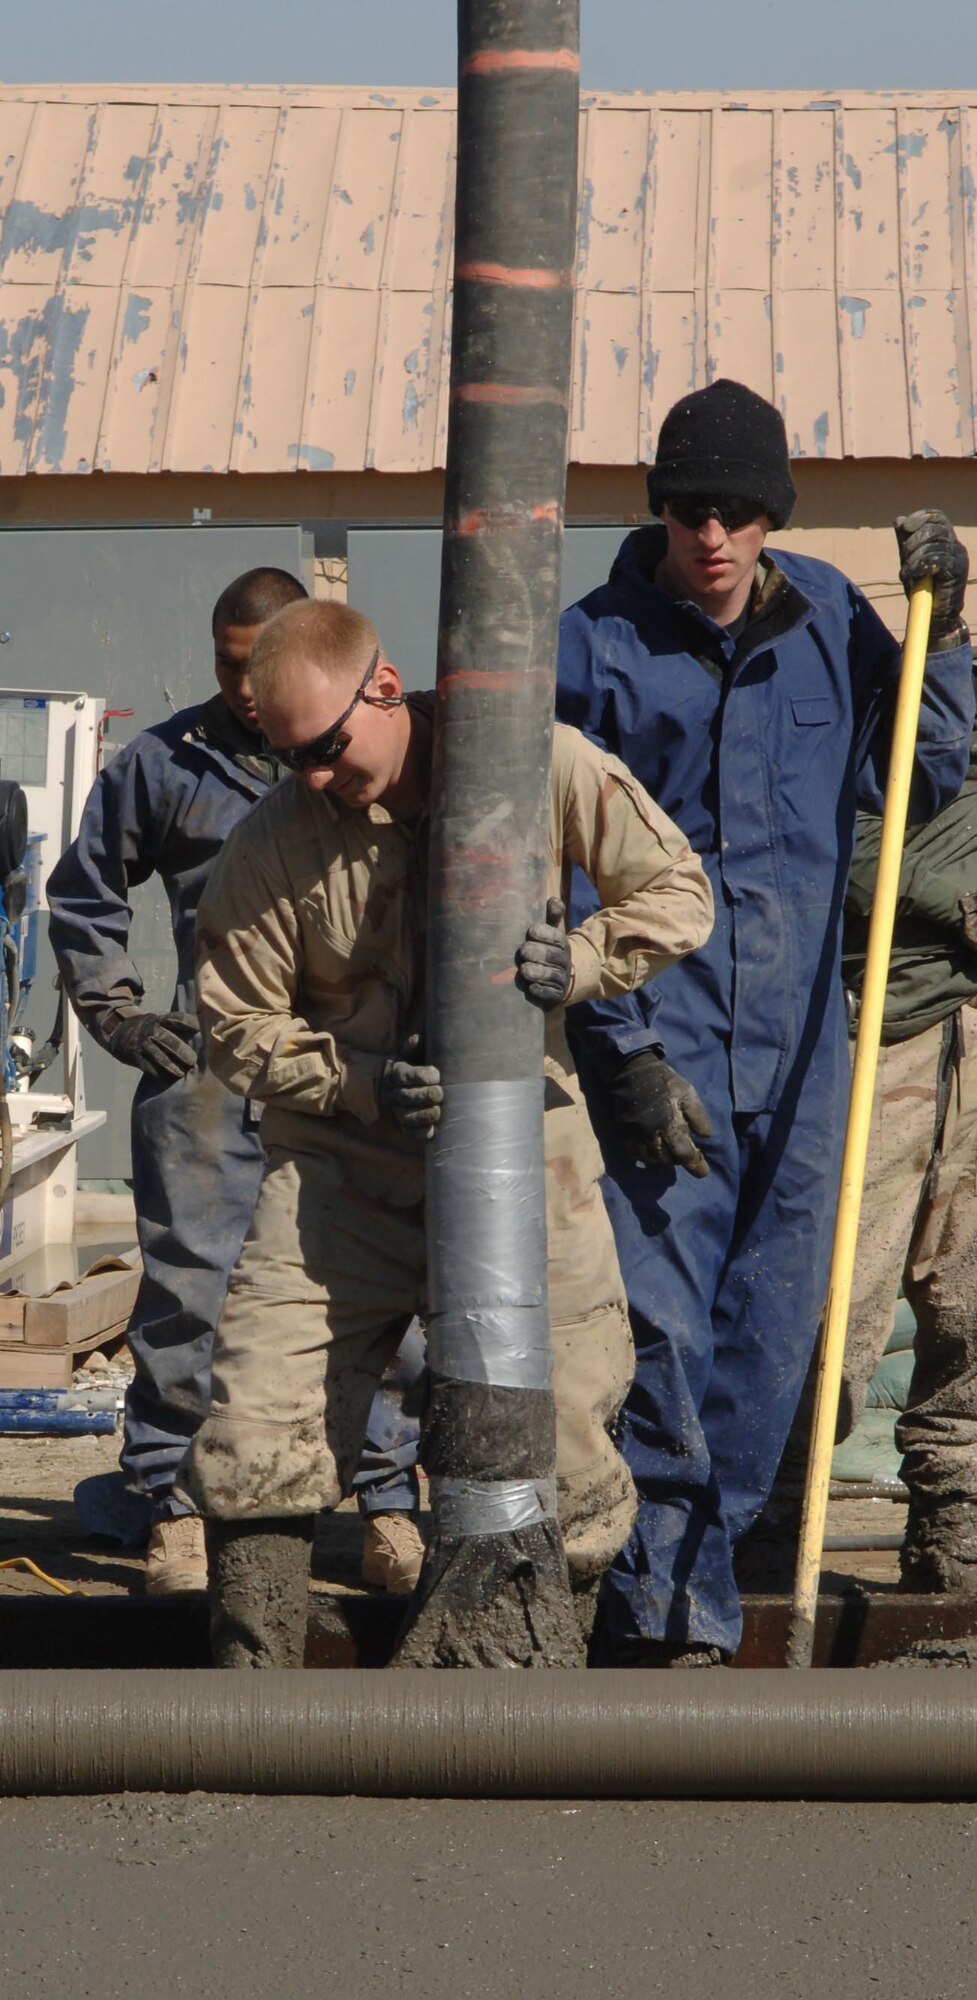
[48,567,426,1597]
[556,378,973,1665]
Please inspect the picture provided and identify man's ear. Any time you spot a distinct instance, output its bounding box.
[375,657,405,700]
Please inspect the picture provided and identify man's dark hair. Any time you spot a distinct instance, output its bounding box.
[211,567,308,636]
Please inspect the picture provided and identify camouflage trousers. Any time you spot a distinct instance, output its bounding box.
[779,1005,977,1501]
[179,1124,637,1583]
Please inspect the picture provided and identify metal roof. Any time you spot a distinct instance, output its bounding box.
[1,85,976,475]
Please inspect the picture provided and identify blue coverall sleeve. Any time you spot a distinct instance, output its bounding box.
[848,583,974,819]
[558,605,665,1079]
[46,738,170,1046]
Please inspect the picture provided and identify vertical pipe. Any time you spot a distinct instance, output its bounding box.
[393,0,582,1668]
[786,582,934,1669]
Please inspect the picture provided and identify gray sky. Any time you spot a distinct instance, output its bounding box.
[1,0,975,91]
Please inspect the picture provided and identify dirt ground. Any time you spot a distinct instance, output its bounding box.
[1,1791,975,2000]
[0,1411,906,1602]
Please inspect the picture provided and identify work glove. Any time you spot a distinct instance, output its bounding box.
[895,510,969,647]
[379,1033,444,1140]
[106,1008,200,1081]
[959,892,977,956]
[608,1048,713,1179]
[515,898,572,1011]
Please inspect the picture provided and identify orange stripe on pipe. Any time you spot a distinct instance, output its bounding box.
[455,262,572,290]
[436,668,552,695]
[447,503,562,538]
[462,47,580,76]
[455,382,566,407]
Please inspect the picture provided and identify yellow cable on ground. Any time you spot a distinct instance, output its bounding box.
[0,1557,83,1597]
[786,580,934,1670]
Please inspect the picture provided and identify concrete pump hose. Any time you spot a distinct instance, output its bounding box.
[3,1669,977,1799]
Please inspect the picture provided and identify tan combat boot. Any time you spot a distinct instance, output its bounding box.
[360,1512,424,1595]
[144,1515,208,1595]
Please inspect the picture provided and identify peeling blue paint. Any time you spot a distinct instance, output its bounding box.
[763,295,771,322]
[885,132,928,159]
[368,93,397,108]
[839,294,871,339]
[813,411,829,456]
[301,302,314,319]
[921,439,939,457]
[275,178,286,217]
[335,186,353,206]
[642,345,658,396]
[775,349,784,375]
[209,190,224,212]
[907,294,927,309]
[124,154,146,186]
[241,365,253,412]
[402,379,420,430]
[132,366,158,392]
[612,342,628,375]
[578,176,594,258]
[344,369,356,397]
[288,443,336,470]
[244,184,258,212]
[0,197,135,265]
[122,293,153,347]
[852,210,863,232]
[404,348,418,375]
[361,221,375,256]
[419,96,439,108]
[844,152,862,191]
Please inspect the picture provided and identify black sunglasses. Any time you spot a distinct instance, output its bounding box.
[664,496,765,534]
[265,647,382,773]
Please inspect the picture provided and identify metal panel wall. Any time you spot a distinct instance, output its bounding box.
[0,524,314,1180]
[347,525,626,693]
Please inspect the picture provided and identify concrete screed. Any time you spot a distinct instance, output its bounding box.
[0,1791,975,2000]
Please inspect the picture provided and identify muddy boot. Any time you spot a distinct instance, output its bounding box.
[591,1627,728,1668]
[900,1497,977,1593]
[205,1517,314,1668]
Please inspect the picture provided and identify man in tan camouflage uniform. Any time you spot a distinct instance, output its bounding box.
[180,599,714,1666]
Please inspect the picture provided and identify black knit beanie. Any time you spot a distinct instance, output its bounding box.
[646,378,797,529]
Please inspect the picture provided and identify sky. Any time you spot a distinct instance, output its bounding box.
[1,0,976,93]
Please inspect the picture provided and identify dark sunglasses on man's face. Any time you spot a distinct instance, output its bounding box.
[265,647,381,773]
[665,496,765,534]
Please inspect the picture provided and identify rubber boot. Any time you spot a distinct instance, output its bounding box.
[900,1497,977,1594]
[205,1516,315,1668]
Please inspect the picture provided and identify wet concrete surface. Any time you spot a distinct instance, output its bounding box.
[1,1790,974,1999]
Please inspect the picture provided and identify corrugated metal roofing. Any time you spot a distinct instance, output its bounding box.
[1,85,976,475]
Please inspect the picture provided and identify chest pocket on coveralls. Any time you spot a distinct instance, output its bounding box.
[790,696,833,728]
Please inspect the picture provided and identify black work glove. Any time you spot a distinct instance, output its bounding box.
[895,510,969,647]
[515,897,572,1011]
[379,1033,444,1140]
[106,1009,200,1081]
[608,1048,713,1179]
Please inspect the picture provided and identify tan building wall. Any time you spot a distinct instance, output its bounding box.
[4,459,977,639]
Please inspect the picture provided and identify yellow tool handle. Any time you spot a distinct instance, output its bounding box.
[786,579,934,1669]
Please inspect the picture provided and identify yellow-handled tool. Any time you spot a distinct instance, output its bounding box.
[786,579,934,1670]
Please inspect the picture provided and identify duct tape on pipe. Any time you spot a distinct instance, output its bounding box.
[431,1476,557,1535]
[427,1079,551,1390]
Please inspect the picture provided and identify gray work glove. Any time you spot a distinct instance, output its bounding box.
[608,1048,713,1179]
[106,1008,200,1081]
[515,897,572,1011]
[895,510,969,647]
[379,1034,444,1141]
[959,891,977,956]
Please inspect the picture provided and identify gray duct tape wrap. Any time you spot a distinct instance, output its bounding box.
[426,1079,551,1389]
[431,1476,558,1535]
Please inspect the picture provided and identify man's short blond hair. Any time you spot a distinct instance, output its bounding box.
[249,599,381,709]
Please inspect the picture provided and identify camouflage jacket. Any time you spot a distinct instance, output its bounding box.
[195,705,713,1203]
